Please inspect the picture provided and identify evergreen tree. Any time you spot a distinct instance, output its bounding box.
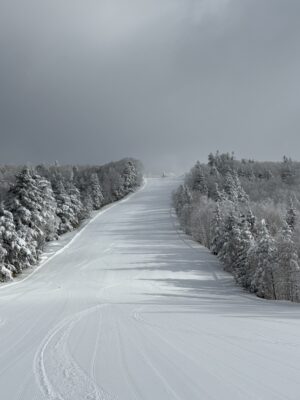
[208,152,215,167]
[232,171,249,203]
[223,171,248,204]
[33,172,58,241]
[5,167,56,252]
[173,184,192,215]
[111,170,124,200]
[88,173,104,210]
[286,197,297,230]
[232,220,255,287]
[281,156,295,184]
[66,182,83,224]
[192,162,208,195]
[6,167,40,228]
[246,208,256,233]
[0,223,9,280]
[0,204,31,274]
[52,178,78,234]
[275,223,300,301]
[224,172,238,202]
[80,192,94,219]
[123,161,137,193]
[218,208,241,272]
[210,203,224,255]
[252,220,276,299]
[214,183,227,202]
[209,165,219,177]
[214,184,222,202]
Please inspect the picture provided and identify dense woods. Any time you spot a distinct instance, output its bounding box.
[0,158,143,281]
[173,152,300,302]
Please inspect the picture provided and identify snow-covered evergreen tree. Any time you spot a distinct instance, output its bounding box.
[111,170,125,200]
[5,167,56,255]
[286,197,297,230]
[66,182,83,224]
[214,183,226,202]
[0,224,9,281]
[6,167,40,228]
[275,222,300,301]
[210,203,224,255]
[252,220,276,299]
[123,161,137,193]
[52,177,78,234]
[233,171,249,203]
[173,185,192,216]
[218,208,241,272]
[0,204,31,274]
[223,172,238,202]
[80,192,94,219]
[223,171,248,204]
[246,208,256,233]
[33,172,58,241]
[88,173,104,210]
[208,153,215,167]
[232,220,255,287]
[281,156,295,184]
[191,162,208,195]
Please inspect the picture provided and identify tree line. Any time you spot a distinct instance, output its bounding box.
[0,158,143,281]
[173,152,300,302]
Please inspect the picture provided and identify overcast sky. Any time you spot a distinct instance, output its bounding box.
[0,0,300,172]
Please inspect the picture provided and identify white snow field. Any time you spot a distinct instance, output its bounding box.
[1,177,300,400]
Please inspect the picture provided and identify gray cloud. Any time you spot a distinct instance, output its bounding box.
[0,0,300,172]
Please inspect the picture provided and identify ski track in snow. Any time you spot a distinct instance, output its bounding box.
[1,178,300,399]
[34,305,116,400]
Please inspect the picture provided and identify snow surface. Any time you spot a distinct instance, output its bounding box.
[1,177,300,400]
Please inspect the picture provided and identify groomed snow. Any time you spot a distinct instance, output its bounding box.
[0,177,300,399]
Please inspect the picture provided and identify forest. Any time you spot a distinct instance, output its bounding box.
[0,158,143,281]
[173,152,300,302]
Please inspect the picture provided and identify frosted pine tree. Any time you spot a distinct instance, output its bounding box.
[214,183,226,202]
[246,208,256,233]
[232,220,255,287]
[179,186,193,231]
[218,208,241,272]
[7,167,59,247]
[6,167,45,257]
[252,220,276,299]
[80,192,94,219]
[275,222,300,301]
[0,204,31,274]
[192,161,208,195]
[224,172,238,202]
[88,173,104,210]
[123,161,137,193]
[6,167,39,228]
[111,170,124,200]
[66,182,83,225]
[173,184,192,216]
[208,152,215,167]
[286,197,297,231]
[53,178,78,234]
[232,171,249,203]
[210,203,224,255]
[0,215,9,280]
[224,171,248,204]
[33,173,58,241]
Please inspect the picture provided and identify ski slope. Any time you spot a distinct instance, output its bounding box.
[1,177,300,400]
